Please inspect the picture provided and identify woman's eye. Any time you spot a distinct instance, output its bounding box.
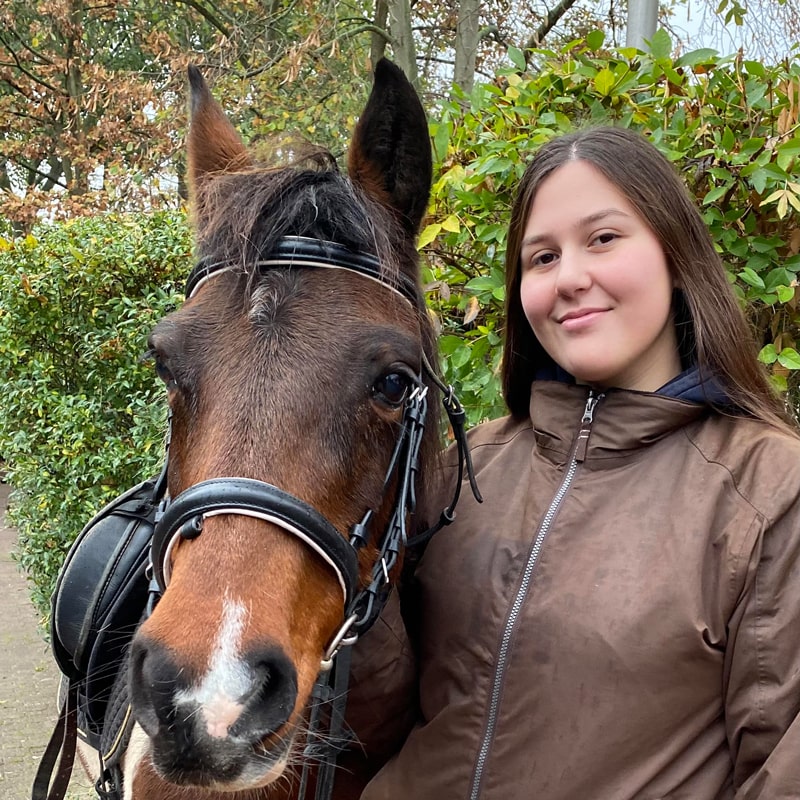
[372,372,411,408]
[593,232,617,246]
[530,251,557,268]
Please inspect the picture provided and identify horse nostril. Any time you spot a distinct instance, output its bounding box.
[230,646,298,743]
[129,636,182,738]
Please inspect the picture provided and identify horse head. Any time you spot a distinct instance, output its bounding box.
[127,59,436,795]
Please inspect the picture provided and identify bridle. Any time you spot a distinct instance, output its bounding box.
[145,236,481,800]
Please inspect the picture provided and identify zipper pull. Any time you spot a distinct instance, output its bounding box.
[574,392,603,463]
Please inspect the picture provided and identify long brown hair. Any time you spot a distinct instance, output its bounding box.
[502,126,795,432]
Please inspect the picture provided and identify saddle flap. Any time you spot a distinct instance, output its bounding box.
[50,478,158,683]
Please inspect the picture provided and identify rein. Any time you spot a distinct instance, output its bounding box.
[147,236,481,800]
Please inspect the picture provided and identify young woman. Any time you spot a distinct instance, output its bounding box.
[352,127,800,799]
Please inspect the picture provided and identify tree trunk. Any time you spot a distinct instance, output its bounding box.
[453,0,481,93]
[387,0,418,87]
[370,0,389,68]
[63,0,86,196]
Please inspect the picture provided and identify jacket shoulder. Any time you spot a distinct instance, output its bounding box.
[687,414,800,520]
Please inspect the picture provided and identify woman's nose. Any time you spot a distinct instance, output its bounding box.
[554,250,592,296]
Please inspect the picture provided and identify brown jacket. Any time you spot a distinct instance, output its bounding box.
[355,381,800,800]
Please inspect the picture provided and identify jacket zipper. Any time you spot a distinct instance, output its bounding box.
[468,391,603,800]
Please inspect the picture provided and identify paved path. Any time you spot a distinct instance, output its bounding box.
[0,482,95,800]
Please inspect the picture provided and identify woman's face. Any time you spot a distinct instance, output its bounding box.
[519,160,681,392]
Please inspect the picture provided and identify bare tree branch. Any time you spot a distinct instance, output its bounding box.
[0,153,68,190]
[5,26,55,65]
[0,31,64,95]
[523,0,581,53]
[172,0,231,39]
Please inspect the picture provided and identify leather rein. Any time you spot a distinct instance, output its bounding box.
[145,236,481,800]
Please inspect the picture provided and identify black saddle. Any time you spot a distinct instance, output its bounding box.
[33,474,164,800]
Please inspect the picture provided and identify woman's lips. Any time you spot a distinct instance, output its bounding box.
[557,308,609,331]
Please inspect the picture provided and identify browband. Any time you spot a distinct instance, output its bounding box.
[185,236,420,305]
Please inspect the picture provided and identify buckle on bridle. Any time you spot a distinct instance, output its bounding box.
[320,613,359,672]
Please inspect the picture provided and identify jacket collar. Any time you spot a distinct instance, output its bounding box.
[529,381,709,465]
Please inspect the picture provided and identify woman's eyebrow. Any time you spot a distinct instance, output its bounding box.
[522,208,631,248]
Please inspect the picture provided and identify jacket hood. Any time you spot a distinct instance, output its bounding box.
[533,364,733,409]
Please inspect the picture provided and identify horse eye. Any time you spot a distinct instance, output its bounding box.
[153,355,177,390]
[372,372,411,408]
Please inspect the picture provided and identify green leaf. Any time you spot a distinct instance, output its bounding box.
[586,30,605,51]
[676,48,719,67]
[703,184,731,204]
[759,344,778,364]
[743,60,766,78]
[432,122,450,162]
[466,275,501,293]
[594,68,615,96]
[745,166,770,194]
[770,374,789,392]
[777,348,800,370]
[737,267,765,289]
[441,215,460,233]
[648,29,672,60]
[739,137,765,157]
[507,46,526,71]
[777,285,795,303]
[417,223,441,249]
[721,127,735,152]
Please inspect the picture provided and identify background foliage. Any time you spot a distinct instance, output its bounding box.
[0,213,187,612]
[2,31,800,614]
[4,0,798,230]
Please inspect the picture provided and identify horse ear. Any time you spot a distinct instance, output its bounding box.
[348,59,432,235]
[186,66,251,187]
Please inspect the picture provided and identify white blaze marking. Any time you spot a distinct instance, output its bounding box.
[175,597,251,739]
[122,723,150,800]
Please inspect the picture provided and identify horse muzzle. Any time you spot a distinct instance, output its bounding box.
[129,633,298,787]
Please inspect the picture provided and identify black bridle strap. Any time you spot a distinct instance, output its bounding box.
[150,478,359,606]
[186,236,419,305]
[405,349,483,549]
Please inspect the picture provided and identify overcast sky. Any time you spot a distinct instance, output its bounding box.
[665,1,797,61]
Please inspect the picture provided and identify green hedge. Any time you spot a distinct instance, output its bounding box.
[0,212,189,614]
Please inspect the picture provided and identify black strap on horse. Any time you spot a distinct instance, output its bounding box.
[31,683,78,800]
[407,349,482,548]
[296,645,354,800]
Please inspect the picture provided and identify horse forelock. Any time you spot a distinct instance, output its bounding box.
[193,159,408,287]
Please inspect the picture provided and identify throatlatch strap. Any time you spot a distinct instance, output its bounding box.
[32,681,78,800]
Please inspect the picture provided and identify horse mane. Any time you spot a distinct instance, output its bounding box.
[193,147,400,279]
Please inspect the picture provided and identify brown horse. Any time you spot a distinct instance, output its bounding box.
[121,60,440,798]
